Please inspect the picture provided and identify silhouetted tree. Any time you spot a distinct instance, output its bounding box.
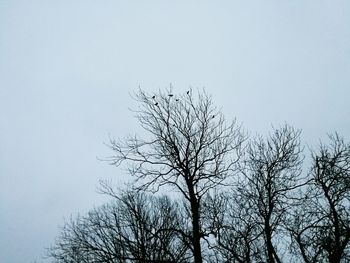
[49,191,189,263]
[237,125,304,263]
[107,89,245,263]
[289,133,350,263]
[48,88,350,263]
[202,191,261,263]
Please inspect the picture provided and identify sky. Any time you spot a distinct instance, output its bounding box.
[0,1,350,262]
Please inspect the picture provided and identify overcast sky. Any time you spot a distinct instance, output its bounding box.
[1,1,349,262]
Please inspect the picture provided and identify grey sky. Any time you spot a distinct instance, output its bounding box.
[1,1,349,262]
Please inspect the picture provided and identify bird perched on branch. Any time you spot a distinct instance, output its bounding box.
[168,94,173,97]
[186,91,190,95]
[155,102,158,106]
[152,95,156,99]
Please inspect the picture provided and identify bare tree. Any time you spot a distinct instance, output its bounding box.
[289,133,350,263]
[202,191,261,263]
[237,125,303,263]
[49,191,189,263]
[48,87,350,263]
[108,89,245,263]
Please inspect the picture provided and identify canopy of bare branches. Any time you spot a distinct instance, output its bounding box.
[49,90,350,263]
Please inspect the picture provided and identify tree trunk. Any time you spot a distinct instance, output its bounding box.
[187,179,203,263]
[191,200,203,263]
[265,221,281,263]
[266,231,275,263]
[328,251,342,263]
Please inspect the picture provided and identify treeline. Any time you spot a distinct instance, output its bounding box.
[49,90,350,263]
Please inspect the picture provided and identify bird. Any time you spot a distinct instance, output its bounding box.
[168,94,173,97]
[155,102,158,106]
[176,99,179,101]
[212,115,215,118]
[186,91,190,95]
[152,95,156,99]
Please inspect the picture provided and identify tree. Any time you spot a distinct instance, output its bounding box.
[202,191,261,263]
[289,133,350,263]
[237,125,304,263]
[48,88,350,263]
[108,89,245,263]
[49,191,189,263]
